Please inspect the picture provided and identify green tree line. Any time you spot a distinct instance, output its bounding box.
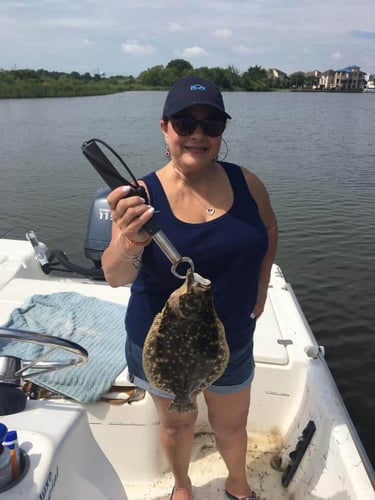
[0,68,136,98]
[0,59,290,99]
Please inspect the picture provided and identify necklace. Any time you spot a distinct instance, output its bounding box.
[173,164,216,216]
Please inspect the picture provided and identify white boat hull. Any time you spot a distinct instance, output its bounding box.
[0,238,374,499]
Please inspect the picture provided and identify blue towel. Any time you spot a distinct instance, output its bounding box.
[0,292,127,403]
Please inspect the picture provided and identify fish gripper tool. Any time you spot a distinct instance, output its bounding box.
[81,138,194,279]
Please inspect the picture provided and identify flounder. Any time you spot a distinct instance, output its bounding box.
[142,268,229,413]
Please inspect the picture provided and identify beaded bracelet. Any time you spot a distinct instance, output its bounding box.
[124,235,152,247]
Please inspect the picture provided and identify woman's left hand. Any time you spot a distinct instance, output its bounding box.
[251,281,268,319]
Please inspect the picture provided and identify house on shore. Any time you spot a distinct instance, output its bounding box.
[305,70,321,89]
[319,70,336,90]
[332,66,366,91]
[267,68,289,87]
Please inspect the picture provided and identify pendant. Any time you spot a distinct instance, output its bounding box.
[207,207,215,216]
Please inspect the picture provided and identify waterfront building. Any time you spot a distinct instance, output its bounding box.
[333,66,366,90]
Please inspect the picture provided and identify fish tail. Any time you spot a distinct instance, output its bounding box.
[168,398,197,413]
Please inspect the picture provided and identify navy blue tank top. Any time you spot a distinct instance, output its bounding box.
[125,162,268,353]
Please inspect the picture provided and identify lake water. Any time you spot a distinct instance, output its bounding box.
[1,90,374,467]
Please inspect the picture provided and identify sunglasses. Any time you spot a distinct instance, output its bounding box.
[170,116,226,137]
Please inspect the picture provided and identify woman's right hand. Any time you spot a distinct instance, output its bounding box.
[102,185,155,286]
[107,185,155,242]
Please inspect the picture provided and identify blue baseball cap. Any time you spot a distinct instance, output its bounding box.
[162,76,231,120]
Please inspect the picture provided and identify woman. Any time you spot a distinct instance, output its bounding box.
[102,76,278,500]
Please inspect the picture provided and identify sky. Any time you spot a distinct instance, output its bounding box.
[1,0,374,77]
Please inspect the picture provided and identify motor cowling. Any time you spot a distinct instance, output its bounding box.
[84,187,112,266]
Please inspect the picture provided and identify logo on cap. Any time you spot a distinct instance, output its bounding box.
[190,84,206,91]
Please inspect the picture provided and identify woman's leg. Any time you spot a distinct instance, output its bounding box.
[204,386,253,498]
[150,393,198,499]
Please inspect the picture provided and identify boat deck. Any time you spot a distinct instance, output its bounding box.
[1,239,375,499]
[116,430,288,500]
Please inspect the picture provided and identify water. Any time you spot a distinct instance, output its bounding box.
[1,91,374,466]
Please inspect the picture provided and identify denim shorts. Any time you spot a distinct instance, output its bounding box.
[125,336,255,397]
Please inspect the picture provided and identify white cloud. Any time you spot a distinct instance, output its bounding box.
[43,18,100,29]
[179,46,208,58]
[212,28,232,39]
[232,44,260,55]
[332,51,343,60]
[167,23,184,33]
[121,40,156,56]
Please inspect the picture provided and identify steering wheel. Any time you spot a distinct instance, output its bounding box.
[0,327,88,381]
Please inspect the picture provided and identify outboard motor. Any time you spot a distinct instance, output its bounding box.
[84,187,112,267]
[27,188,112,280]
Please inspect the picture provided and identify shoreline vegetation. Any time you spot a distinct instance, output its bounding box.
[0,59,365,99]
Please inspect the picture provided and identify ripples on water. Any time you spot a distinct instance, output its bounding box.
[0,91,374,465]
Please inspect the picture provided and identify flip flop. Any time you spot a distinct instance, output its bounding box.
[225,488,258,500]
